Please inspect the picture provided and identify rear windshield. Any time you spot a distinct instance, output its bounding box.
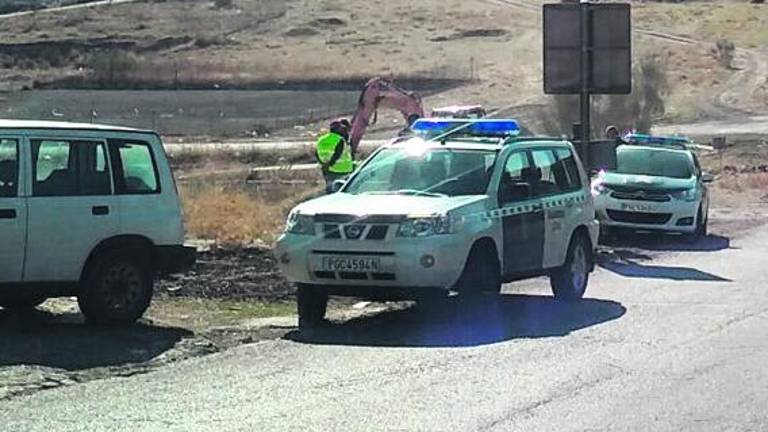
[613,147,692,179]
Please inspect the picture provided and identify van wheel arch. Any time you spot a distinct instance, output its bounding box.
[80,235,156,284]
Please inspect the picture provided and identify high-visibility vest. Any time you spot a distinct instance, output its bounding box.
[316,132,354,174]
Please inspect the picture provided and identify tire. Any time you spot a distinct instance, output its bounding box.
[454,244,502,320]
[550,232,591,301]
[297,284,328,330]
[684,206,707,243]
[78,250,153,325]
[455,245,502,297]
[598,226,614,245]
[0,294,47,311]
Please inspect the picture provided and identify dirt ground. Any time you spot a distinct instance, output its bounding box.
[0,0,764,136]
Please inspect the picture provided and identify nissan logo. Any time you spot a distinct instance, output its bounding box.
[344,224,365,239]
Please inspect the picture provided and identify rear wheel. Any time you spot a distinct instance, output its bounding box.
[550,232,591,301]
[78,250,153,325]
[297,284,328,330]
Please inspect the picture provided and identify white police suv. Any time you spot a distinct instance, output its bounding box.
[274,119,599,328]
[592,134,713,240]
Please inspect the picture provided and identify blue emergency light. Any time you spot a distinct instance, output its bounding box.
[411,118,521,139]
[624,133,691,147]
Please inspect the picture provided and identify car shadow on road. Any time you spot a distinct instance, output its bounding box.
[0,309,192,370]
[284,295,626,348]
[599,260,732,282]
[597,233,733,282]
[602,231,731,253]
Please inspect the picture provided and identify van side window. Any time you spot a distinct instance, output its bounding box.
[108,140,160,194]
[0,139,18,198]
[32,140,111,197]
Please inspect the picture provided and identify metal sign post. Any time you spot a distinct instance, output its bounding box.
[543,2,631,172]
[579,0,591,170]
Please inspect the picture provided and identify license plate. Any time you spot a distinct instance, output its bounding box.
[621,203,652,212]
[321,256,381,272]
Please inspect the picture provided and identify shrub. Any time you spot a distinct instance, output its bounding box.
[715,39,735,69]
[544,55,669,136]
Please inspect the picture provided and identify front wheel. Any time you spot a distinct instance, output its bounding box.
[550,233,591,301]
[78,251,153,325]
[684,206,707,243]
[297,284,328,330]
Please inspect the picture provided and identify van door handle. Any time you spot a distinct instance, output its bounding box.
[92,206,109,216]
[0,209,16,219]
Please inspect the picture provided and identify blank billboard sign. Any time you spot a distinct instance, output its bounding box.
[544,3,631,95]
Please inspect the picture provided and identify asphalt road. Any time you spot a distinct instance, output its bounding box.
[3,222,768,431]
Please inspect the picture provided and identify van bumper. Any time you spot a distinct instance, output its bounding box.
[155,245,197,275]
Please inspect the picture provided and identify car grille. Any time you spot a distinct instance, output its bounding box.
[610,190,671,202]
[321,223,390,240]
[607,209,672,225]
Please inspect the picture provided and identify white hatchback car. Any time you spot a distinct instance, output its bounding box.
[275,119,600,328]
[592,135,712,240]
[0,120,195,324]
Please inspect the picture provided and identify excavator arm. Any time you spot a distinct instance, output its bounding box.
[348,77,425,153]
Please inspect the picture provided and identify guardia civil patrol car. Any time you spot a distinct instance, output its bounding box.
[274,119,599,328]
[592,134,713,240]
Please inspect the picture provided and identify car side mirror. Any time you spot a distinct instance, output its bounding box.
[701,173,714,183]
[329,179,346,193]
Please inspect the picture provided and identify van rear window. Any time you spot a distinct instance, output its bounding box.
[108,140,160,194]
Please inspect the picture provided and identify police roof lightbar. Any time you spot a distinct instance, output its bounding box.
[411,118,521,139]
[624,133,691,147]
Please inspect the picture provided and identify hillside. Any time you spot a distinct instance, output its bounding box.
[0,0,765,135]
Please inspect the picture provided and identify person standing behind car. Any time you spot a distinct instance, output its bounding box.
[316,118,354,192]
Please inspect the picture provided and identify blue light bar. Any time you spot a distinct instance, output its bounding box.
[411,118,520,138]
[624,133,691,146]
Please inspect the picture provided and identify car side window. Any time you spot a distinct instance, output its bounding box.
[0,139,18,198]
[108,140,160,194]
[32,139,112,197]
[691,153,702,177]
[498,151,532,205]
[554,148,582,190]
[531,149,561,197]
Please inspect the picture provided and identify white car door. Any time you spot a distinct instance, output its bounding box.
[0,137,26,283]
[24,137,119,282]
[531,148,587,269]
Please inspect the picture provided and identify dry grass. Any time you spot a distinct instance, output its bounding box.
[716,172,768,193]
[180,181,320,245]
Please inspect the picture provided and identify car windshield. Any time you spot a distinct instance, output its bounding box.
[343,147,498,197]
[613,147,692,179]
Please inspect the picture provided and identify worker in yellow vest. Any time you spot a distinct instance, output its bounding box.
[316,118,354,192]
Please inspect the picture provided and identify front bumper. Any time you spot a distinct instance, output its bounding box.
[274,232,472,294]
[155,245,197,275]
[594,195,700,233]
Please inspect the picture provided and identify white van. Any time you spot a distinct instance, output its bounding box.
[0,120,195,324]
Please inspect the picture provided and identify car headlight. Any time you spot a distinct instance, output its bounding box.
[670,188,697,202]
[590,180,611,197]
[397,215,451,237]
[285,211,315,235]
